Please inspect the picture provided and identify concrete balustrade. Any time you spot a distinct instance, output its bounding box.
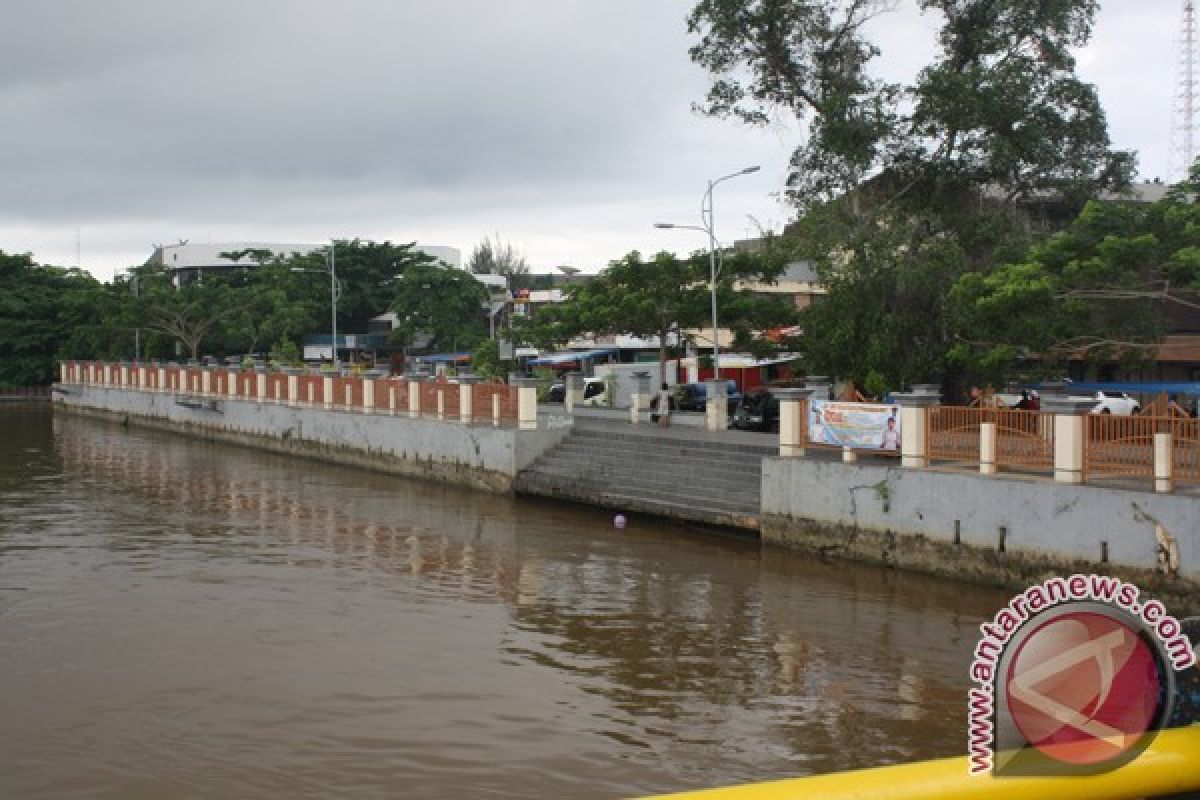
[771,388,813,457]
[705,379,728,432]
[564,372,584,415]
[513,377,539,430]
[1155,432,1174,493]
[893,386,942,468]
[1041,396,1093,484]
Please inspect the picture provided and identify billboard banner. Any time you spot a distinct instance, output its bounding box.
[808,400,901,451]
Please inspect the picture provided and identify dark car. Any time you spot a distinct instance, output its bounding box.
[544,383,565,403]
[674,381,741,414]
[732,389,780,432]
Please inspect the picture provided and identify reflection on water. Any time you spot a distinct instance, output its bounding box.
[0,406,1009,798]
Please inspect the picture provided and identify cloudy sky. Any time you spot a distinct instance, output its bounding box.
[0,0,1184,281]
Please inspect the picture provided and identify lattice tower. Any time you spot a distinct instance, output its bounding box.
[1171,0,1200,181]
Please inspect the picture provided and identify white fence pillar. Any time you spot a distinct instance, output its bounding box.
[1042,396,1093,484]
[1155,431,1174,494]
[459,377,477,425]
[705,379,728,432]
[980,421,997,475]
[893,387,941,469]
[564,371,584,415]
[514,378,538,430]
[772,388,813,457]
[405,374,423,418]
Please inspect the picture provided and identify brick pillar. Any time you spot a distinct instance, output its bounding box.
[893,386,941,469]
[283,368,300,407]
[565,371,584,414]
[1042,396,1093,484]
[405,373,423,418]
[514,378,539,430]
[705,379,728,432]
[1155,431,1174,494]
[459,376,478,425]
[980,421,998,475]
[363,370,385,414]
[772,388,813,457]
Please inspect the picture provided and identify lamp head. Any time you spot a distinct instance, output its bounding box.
[653,223,675,229]
[741,165,761,175]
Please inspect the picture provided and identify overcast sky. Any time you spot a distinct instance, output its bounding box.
[0,0,1183,281]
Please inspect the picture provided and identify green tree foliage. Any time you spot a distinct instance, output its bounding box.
[525,250,796,385]
[688,0,1134,391]
[389,261,489,353]
[950,185,1200,378]
[0,251,106,385]
[467,236,529,277]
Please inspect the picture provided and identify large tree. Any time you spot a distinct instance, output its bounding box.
[388,261,489,353]
[525,250,796,385]
[688,0,1134,392]
[0,251,108,385]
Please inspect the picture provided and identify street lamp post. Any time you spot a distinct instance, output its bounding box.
[291,243,340,369]
[655,165,759,382]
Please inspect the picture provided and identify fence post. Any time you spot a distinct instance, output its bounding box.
[980,421,998,475]
[363,370,385,414]
[493,392,502,427]
[565,371,584,414]
[405,373,423,418]
[1155,432,1174,494]
[281,368,300,407]
[254,365,267,403]
[514,377,539,430]
[320,373,333,410]
[705,379,729,432]
[458,376,477,425]
[137,364,148,389]
[893,387,941,468]
[1041,396,1094,484]
[772,388,813,457]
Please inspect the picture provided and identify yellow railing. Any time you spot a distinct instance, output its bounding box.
[640,726,1200,800]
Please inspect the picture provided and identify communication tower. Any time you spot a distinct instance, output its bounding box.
[1171,0,1200,181]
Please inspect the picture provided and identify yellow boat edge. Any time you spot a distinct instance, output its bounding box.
[638,725,1200,800]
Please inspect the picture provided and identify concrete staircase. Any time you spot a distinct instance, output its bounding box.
[514,421,774,530]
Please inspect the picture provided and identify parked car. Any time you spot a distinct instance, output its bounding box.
[1090,390,1140,415]
[544,382,565,403]
[674,381,741,414]
[732,389,779,433]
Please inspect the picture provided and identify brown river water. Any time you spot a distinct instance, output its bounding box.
[0,405,1011,799]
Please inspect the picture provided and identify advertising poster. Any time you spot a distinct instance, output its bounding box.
[808,399,901,451]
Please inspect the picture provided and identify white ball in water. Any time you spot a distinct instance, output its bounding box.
[613,514,627,529]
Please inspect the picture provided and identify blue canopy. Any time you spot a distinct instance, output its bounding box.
[418,353,471,364]
[527,348,618,366]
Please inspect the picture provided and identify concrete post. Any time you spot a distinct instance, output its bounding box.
[1041,396,1094,484]
[119,363,130,386]
[458,376,478,425]
[804,376,832,402]
[1155,431,1174,494]
[388,381,398,415]
[201,366,212,396]
[104,363,114,386]
[893,387,941,469]
[980,421,998,475]
[255,366,267,403]
[565,372,584,414]
[514,377,539,430]
[437,387,446,420]
[492,392,502,427]
[404,373,423,418]
[282,368,301,407]
[705,379,729,432]
[842,447,858,463]
[323,374,334,410]
[158,365,168,393]
[138,365,148,389]
[630,374,653,425]
[363,371,385,414]
[772,388,813,457]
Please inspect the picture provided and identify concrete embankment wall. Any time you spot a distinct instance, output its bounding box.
[762,457,1200,611]
[56,385,570,492]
